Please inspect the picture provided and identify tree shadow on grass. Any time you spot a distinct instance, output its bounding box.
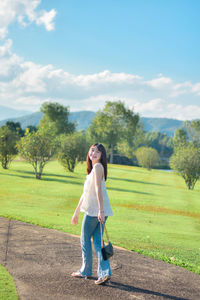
[15,169,78,179]
[42,177,82,185]
[107,187,153,195]
[107,281,188,300]
[43,173,78,179]
[0,172,82,185]
[109,176,166,186]
[0,172,33,180]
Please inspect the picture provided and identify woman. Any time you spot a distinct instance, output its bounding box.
[71,143,113,285]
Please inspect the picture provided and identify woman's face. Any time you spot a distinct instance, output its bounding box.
[89,146,102,162]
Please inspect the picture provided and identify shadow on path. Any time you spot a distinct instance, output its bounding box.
[108,281,188,300]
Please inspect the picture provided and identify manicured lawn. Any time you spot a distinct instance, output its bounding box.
[0,265,18,300]
[0,160,200,275]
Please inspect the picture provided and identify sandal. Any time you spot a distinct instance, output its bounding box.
[71,271,90,279]
[95,275,111,285]
[71,271,85,278]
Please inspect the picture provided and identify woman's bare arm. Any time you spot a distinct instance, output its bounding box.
[93,163,105,222]
[71,194,84,225]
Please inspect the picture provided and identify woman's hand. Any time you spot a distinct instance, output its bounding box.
[71,211,79,225]
[98,210,105,223]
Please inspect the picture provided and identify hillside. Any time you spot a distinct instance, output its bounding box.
[0,110,183,135]
[141,117,183,136]
[0,105,30,120]
[0,111,96,131]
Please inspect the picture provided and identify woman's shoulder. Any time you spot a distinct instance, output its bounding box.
[93,163,104,176]
[93,162,103,170]
[93,163,104,182]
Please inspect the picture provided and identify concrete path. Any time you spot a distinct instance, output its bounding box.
[0,217,200,300]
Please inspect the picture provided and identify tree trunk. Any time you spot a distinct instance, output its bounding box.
[36,173,41,179]
[109,145,114,164]
[33,162,40,179]
[1,155,9,169]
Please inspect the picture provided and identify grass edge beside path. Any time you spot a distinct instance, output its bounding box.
[0,264,18,300]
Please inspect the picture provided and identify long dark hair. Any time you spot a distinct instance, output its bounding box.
[86,143,107,180]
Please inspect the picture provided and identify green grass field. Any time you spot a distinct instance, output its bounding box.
[0,160,200,276]
[0,265,18,300]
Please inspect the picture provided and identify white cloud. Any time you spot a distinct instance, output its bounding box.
[133,99,200,120]
[74,70,142,87]
[134,98,165,113]
[145,74,172,89]
[0,39,23,80]
[35,9,57,31]
[0,0,56,39]
[192,82,200,96]
[167,103,200,120]
[0,39,200,120]
[13,61,50,93]
[15,95,52,110]
[0,38,12,56]
[170,81,193,97]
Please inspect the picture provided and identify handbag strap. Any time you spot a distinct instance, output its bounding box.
[100,222,110,249]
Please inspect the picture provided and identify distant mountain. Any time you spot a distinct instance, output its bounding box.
[0,112,43,128]
[68,111,96,130]
[0,111,96,131]
[0,109,183,136]
[0,105,31,120]
[141,117,183,136]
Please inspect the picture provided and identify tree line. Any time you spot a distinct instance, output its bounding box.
[0,101,200,189]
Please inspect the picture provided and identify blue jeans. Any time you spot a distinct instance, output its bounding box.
[79,214,111,278]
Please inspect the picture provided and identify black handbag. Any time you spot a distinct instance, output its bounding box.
[100,222,114,260]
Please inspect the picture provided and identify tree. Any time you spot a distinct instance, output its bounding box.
[144,131,173,157]
[135,147,160,170]
[142,131,174,168]
[40,102,75,135]
[0,125,19,169]
[26,125,38,133]
[58,132,88,172]
[117,121,145,159]
[185,120,200,147]
[6,121,24,137]
[170,145,200,190]
[173,128,188,150]
[88,101,140,163]
[17,126,57,179]
[171,121,200,189]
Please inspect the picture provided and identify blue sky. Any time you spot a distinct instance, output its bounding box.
[0,0,200,120]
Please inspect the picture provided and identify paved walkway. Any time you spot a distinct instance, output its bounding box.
[0,217,200,300]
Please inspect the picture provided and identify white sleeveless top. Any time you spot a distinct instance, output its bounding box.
[80,163,113,217]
